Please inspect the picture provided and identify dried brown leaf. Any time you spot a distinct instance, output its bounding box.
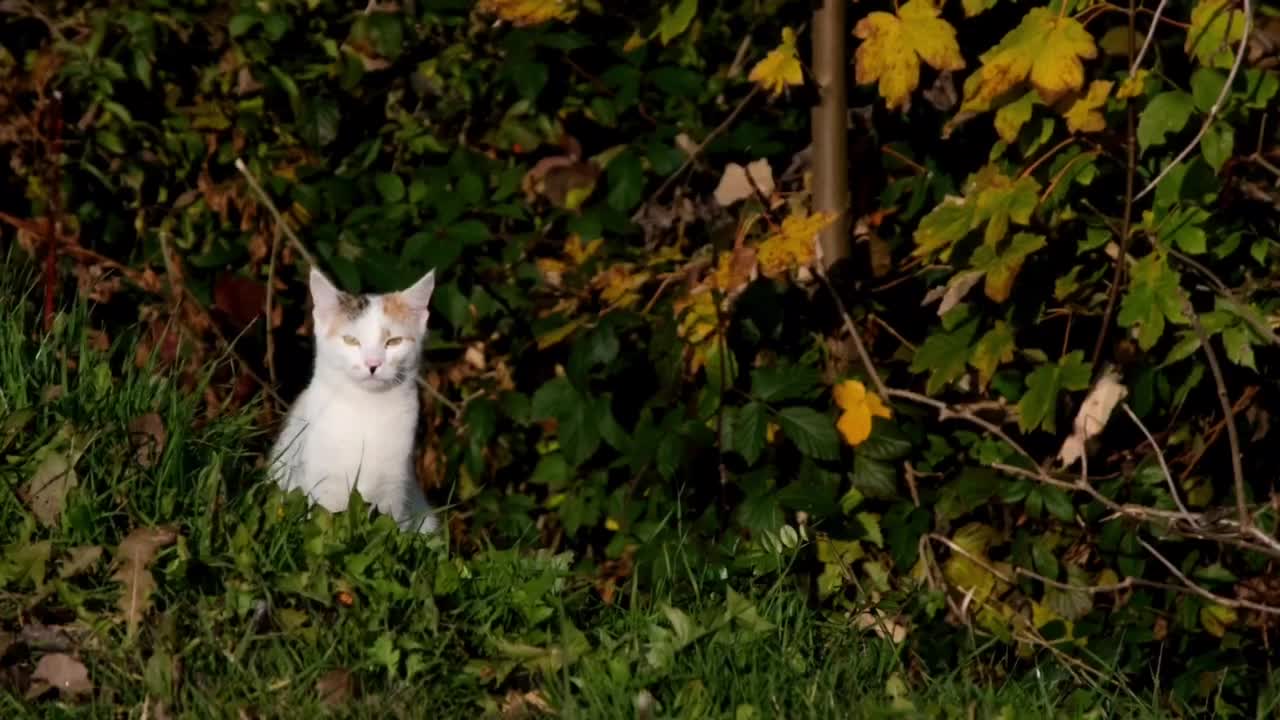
[59,546,104,579]
[19,427,92,527]
[112,526,180,636]
[713,159,775,207]
[315,668,353,707]
[30,653,92,698]
[128,412,168,469]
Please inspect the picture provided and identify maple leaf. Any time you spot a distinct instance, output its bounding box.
[969,232,1046,302]
[833,380,892,447]
[993,91,1037,143]
[912,196,975,258]
[970,167,1041,246]
[1017,350,1091,434]
[1116,69,1149,99]
[749,28,804,97]
[969,321,1015,389]
[478,0,577,26]
[910,315,980,394]
[1186,0,1247,68]
[854,0,966,111]
[961,8,1097,112]
[1062,80,1113,133]
[757,212,836,278]
[1118,253,1188,350]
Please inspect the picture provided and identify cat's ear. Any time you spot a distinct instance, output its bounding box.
[399,269,436,332]
[310,268,341,320]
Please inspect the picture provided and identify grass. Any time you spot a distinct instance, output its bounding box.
[0,259,1166,719]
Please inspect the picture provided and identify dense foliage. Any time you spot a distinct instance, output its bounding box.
[3,0,1280,713]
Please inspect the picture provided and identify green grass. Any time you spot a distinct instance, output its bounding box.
[0,259,1165,719]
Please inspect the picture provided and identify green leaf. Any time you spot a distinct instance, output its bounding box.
[656,0,698,45]
[1017,350,1091,434]
[1190,68,1227,112]
[776,407,839,461]
[972,174,1041,247]
[1137,91,1194,152]
[375,173,405,203]
[1200,122,1233,172]
[1118,253,1187,350]
[851,455,897,499]
[229,14,259,38]
[910,316,980,394]
[856,421,912,461]
[732,402,768,465]
[751,365,821,403]
[855,512,884,548]
[913,198,975,258]
[970,321,1015,390]
[606,151,644,211]
[1186,0,1247,68]
[969,232,1046,302]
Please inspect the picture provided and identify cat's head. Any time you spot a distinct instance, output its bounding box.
[308,268,436,391]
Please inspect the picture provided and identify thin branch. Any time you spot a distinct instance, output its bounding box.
[1134,0,1253,201]
[264,224,282,390]
[1183,296,1248,529]
[1121,402,1192,518]
[822,271,891,403]
[1128,0,1170,75]
[234,158,319,269]
[1138,537,1280,615]
[634,85,762,219]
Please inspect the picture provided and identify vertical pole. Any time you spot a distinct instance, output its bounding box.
[812,0,849,268]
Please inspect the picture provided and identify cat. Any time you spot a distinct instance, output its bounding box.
[269,267,440,534]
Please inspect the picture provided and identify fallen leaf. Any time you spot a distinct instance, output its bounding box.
[713,159,775,207]
[112,526,180,637]
[18,426,93,527]
[854,0,966,111]
[59,546,104,579]
[29,653,92,698]
[128,413,168,469]
[315,668,353,707]
[1057,369,1128,467]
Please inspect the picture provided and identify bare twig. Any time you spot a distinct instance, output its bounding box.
[234,158,319,269]
[1183,297,1248,528]
[1121,402,1192,518]
[264,224,282,389]
[1128,0,1170,75]
[1134,0,1253,201]
[821,271,891,403]
[634,86,762,219]
[1139,537,1280,615]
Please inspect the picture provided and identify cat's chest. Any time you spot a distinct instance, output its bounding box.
[292,386,417,468]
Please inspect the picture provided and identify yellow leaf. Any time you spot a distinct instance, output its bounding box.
[1061,80,1112,133]
[535,316,588,349]
[749,28,804,97]
[478,0,577,26]
[1116,69,1148,99]
[993,92,1037,144]
[834,380,892,447]
[1200,603,1237,638]
[565,235,603,266]
[1186,0,1247,68]
[757,212,836,278]
[961,8,1097,112]
[854,0,966,111]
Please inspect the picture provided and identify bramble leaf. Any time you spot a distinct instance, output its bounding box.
[1137,91,1195,152]
[854,0,966,111]
[777,407,841,461]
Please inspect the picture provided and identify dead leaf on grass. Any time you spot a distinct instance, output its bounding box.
[127,412,168,468]
[112,526,180,637]
[315,668,353,707]
[28,653,92,699]
[18,425,94,527]
[499,689,554,719]
[59,546,104,579]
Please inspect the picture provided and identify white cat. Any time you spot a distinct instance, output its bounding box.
[269,268,440,533]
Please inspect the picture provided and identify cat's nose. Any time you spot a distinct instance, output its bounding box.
[364,358,383,374]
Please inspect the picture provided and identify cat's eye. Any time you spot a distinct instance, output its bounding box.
[342,335,360,346]
[385,337,405,348]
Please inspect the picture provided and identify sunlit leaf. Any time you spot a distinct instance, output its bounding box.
[853,0,966,111]
[749,28,804,96]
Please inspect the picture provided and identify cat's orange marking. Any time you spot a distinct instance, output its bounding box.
[382,294,416,324]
